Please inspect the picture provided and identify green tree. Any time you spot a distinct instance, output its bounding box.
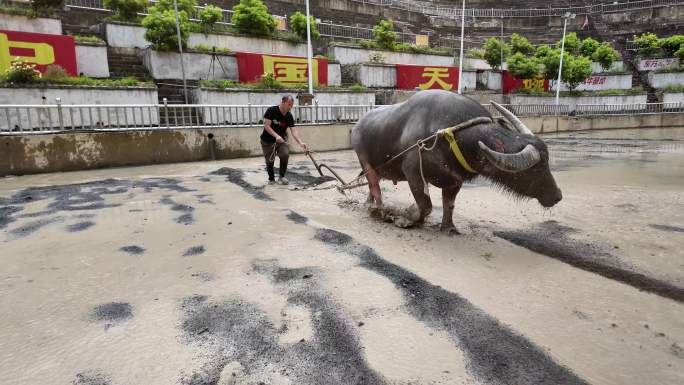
[231,0,276,36]
[592,43,619,71]
[556,32,580,54]
[30,0,64,12]
[562,54,592,91]
[198,5,223,33]
[534,44,553,59]
[506,52,542,79]
[483,37,510,70]
[579,37,600,57]
[634,33,660,56]
[659,35,684,56]
[373,19,397,50]
[142,8,190,51]
[104,0,147,22]
[674,46,684,61]
[289,11,320,40]
[509,33,534,56]
[153,0,196,15]
[538,47,562,79]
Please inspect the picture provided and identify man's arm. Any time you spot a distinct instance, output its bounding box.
[263,118,285,143]
[289,126,308,151]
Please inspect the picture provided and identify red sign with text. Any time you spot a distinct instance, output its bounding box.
[0,29,77,75]
[396,64,459,90]
[235,52,328,86]
[502,70,549,94]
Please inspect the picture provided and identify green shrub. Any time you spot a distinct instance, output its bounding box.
[42,64,68,80]
[359,40,378,49]
[662,84,684,93]
[538,48,562,79]
[348,83,367,92]
[191,44,231,54]
[71,35,106,44]
[534,44,553,59]
[466,48,485,59]
[579,37,600,57]
[198,5,223,33]
[104,0,147,22]
[231,0,276,36]
[506,52,542,79]
[153,0,196,15]
[592,43,619,71]
[634,33,660,56]
[200,79,239,88]
[2,59,41,83]
[373,19,396,50]
[509,33,534,56]
[483,37,510,70]
[659,35,684,56]
[556,32,580,54]
[289,11,319,40]
[252,72,284,89]
[142,8,190,51]
[30,0,64,12]
[562,54,592,90]
[675,46,684,62]
[368,52,385,63]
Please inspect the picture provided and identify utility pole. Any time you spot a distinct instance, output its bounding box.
[457,0,466,94]
[556,12,576,106]
[173,0,188,104]
[305,0,314,97]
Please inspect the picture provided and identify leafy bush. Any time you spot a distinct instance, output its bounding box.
[191,44,231,54]
[368,52,385,63]
[579,37,600,57]
[359,40,377,49]
[42,64,68,80]
[538,48,562,79]
[373,19,397,50]
[142,8,190,51]
[348,83,367,92]
[154,0,196,15]
[662,84,684,93]
[483,37,510,70]
[31,0,64,12]
[509,33,534,56]
[2,59,41,83]
[104,0,147,22]
[634,33,661,56]
[252,72,284,89]
[200,79,239,88]
[71,35,106,44]
[592,43,619,71]
[557,32,580,54]
[534,44,553,59]
[198,5,223,33]
[289,11,319,40]
[562,54,592,90]
[506,52,542,79]
[675,46,684,62]
[231,0,276,36]
[466,48,485,59]
[659,35,684,56]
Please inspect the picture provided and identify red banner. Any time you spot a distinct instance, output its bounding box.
[235,52,328,86]
[396,64,459,90]
[502,70,549,94]
[0,30,77,76]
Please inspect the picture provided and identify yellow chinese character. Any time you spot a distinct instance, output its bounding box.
[415,35,429,47]
[418,67,452,90]
[0,33,55,72]
[262,55,320,85]
[522,78,544,92]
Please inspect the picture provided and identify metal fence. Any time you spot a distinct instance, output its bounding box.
[317,22,417,45]
[3,101,684,134]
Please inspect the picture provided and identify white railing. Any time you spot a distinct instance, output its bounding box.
[3,101,684,134]
[318,22,417,45]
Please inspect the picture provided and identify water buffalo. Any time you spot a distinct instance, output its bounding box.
[351,89,562,231]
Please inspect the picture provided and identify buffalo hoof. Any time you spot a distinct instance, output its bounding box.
[393,216,415,229]
[440,226,461,236]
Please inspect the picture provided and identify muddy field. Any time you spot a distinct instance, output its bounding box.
[1,127,683,385]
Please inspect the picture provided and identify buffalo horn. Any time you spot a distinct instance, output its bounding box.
[478,141,541,172]
[491,101,534,136]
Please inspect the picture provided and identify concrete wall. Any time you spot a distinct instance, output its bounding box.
[75,43,109,78]
[328,63,342,86]
[508,94,648,112]
[662,92,684,104]
[0,123,354,176]
[0,13,61,34]
[478,71,502,91]
[591,60,625,73]
[187,33,307,56]
[0,86,159,131]
[105,23,148,49]
[647,71,684,89]
[329,45,454,66]
[4,113,684,176]
[143,49,238,81]
[637,58,680,72]
[550,74,633,91]
[349,64,476,90]
[193,89,375,123]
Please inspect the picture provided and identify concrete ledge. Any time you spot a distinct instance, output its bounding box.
[523,113,684,134]
[647,71,684,89]
[142,48,238,81]
[329,45,454,66]
[75,43,109,78]
[0,13,61,34]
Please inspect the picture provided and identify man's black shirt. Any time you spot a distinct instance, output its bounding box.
[260,105,295,143]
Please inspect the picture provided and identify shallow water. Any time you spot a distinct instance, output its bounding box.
[1,127,683,385]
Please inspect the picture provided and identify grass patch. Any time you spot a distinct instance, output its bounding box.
[342,41,453,56]
[199,79,369,92]
[190,44,231,54]
[660,84,684,93]
[0,3,55,18]
[1,76,153,87]
[71,35,106,45]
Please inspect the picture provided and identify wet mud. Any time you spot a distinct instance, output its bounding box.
[160,196,195,225]
[180,261,385,385]
[9,216,64,238]
[494,221,684,303]
[90,302,132,323]
[72,370,112,385]
[649,224,684,233]
[119,245,145,255]
[183,246,206,257]
[210,168,273,201]
[66,221,96,232]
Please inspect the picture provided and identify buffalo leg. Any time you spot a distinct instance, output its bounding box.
[441,183,462,234]
[363,164,382,207]
[402,163,432,225]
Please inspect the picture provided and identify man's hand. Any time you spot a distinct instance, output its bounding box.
[276,136,285,144]
[300,142,309,152]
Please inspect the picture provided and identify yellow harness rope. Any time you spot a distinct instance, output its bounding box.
[442,127,477,173]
